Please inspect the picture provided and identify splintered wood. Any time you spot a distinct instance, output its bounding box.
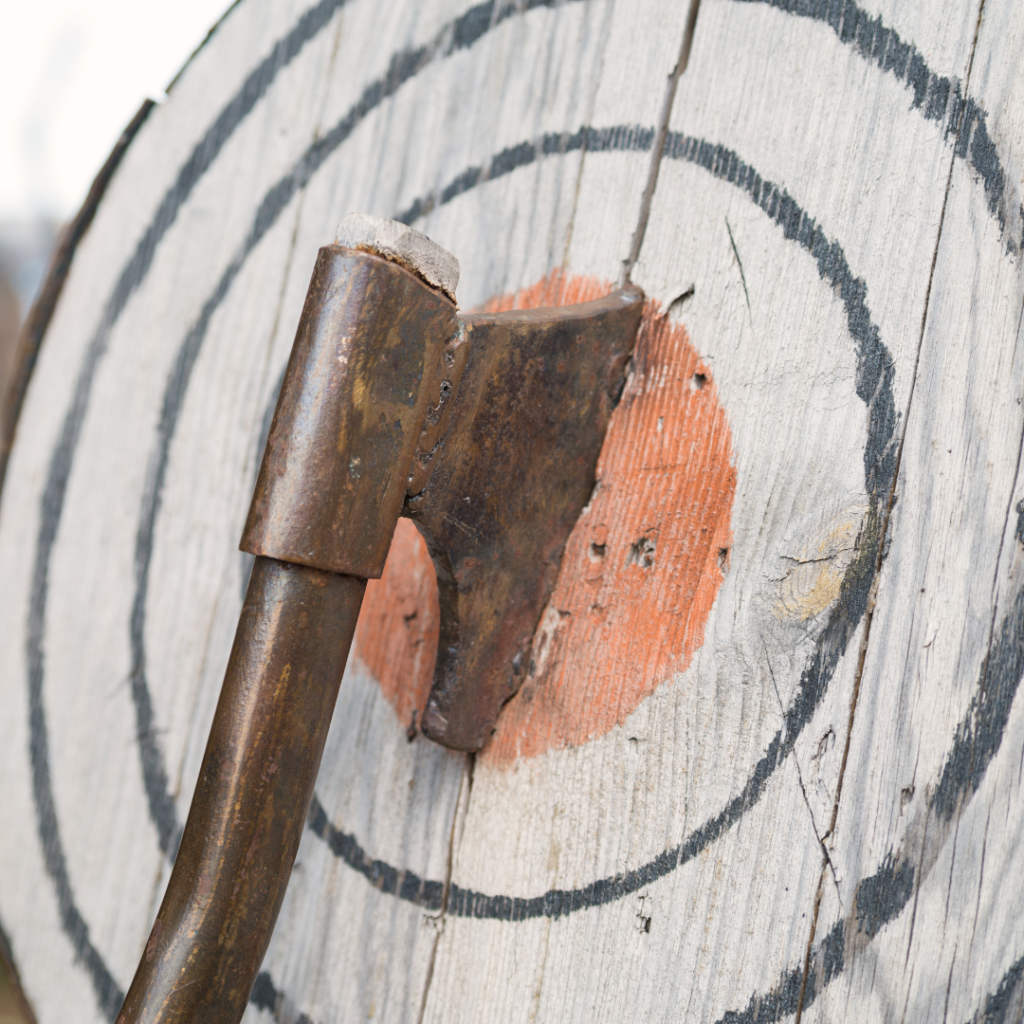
[0,0,1022,1022]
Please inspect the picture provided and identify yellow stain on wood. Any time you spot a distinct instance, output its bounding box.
[773,509,866,624]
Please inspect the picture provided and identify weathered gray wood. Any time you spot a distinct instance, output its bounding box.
[422,0,1024,1021]
[806,0,1024,1019]
[1,0,1023,1022]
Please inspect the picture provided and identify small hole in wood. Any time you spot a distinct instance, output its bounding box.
[627,536,656,569]
[691,372,707,391]
[717,547,729,571]
[590,542,607,559]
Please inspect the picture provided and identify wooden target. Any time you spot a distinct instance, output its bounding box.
[1,0,1023,1021]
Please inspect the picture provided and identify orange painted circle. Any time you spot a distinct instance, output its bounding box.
[351,271,736,765]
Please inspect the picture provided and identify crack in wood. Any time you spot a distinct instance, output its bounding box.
[621,0,702,283]
[791,2,991,1010]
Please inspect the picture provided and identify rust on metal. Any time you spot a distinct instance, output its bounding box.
[405,323,470,497]
[117,557,366,1024]
[242,246,457,578]
[407,286,644,751]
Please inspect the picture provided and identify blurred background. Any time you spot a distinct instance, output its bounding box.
[0,2,230,1016]
[0,0,230,445]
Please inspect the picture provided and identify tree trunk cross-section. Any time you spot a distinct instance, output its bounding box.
[0,1,1021,1023]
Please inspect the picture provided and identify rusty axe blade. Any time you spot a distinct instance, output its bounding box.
[406,289,643,750]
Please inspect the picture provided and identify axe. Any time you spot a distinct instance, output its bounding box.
[115,215,642,1023]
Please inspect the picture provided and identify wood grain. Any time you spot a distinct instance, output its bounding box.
[805,0,1024,1018]
[0,0,1022,1021]
[422,0,1024,1021]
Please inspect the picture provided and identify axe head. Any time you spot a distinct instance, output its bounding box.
[243,213,643,753]
[405,286,643,751]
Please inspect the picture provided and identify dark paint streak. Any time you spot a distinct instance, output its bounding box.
[727,925,1024,1024]
[397,126,656,224]
[738,0,1013,245]
[964,953,1024,1024]
[854,852,915,938]
[933,584,1024,821]
[250,970,315,1024]
[307,797,445,910]
[719,951,805,1024]
[714,922,846,1024]
[28,596,124,1024]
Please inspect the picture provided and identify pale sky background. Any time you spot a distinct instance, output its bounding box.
[1,0,233,222]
